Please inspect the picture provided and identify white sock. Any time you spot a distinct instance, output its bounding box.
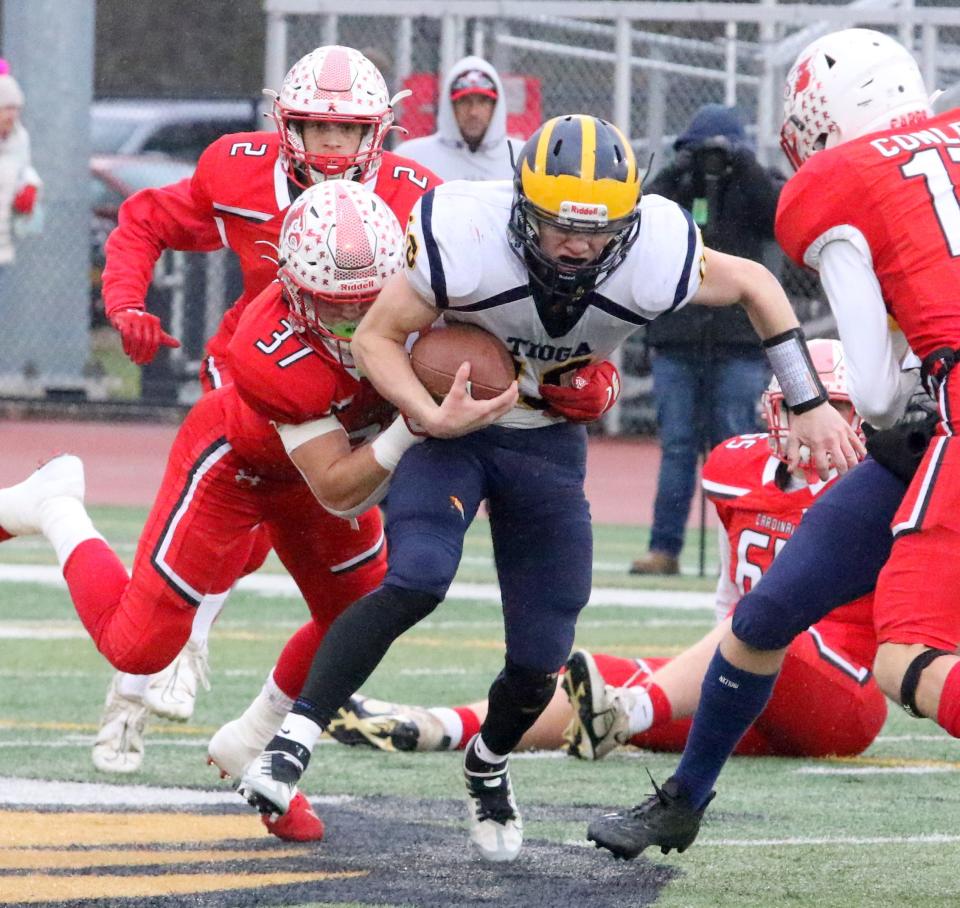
[116,672,150,700]
[474,733,508,765]
[626,687,656,736]
[263,670,295,714]
[39,497,103,568]
[428,707,464,750]
[189,589,229,648]
[278,711,322,753]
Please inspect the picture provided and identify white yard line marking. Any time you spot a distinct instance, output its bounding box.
[568,833,960,848]
[795,765,958,775]
[0,563,714,611]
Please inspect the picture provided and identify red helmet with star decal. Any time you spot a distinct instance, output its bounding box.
[277,181,403,355]
[267,45,403,187]
[780,28,930,171]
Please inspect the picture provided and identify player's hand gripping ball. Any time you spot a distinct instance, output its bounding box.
[410,323,516,400]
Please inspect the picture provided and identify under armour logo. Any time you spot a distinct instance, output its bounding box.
[235,469,262,487]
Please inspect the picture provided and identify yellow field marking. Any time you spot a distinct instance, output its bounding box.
[0,847,299,870]
[1,870,367,904]
[823,754,960,771]
[5,811,266,847]
[0,719,217,735]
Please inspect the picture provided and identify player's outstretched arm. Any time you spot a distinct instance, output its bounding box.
[692,248,865,478]
[353,272,517,438]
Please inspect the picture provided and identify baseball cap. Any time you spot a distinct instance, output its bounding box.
[450,69,497,102]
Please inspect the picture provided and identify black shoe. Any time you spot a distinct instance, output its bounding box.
[587,775,713,860]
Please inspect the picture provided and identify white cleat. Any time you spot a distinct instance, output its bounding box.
[237,750,303,816]
[0,454,85,537]
[91,677,147,774]
[463,735,523,862]
[562,649,633,760]
[143,640,210,722]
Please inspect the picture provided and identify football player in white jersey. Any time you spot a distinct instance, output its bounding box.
[235,114,863,863]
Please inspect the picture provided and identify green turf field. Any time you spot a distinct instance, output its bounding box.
[1,506,957,907]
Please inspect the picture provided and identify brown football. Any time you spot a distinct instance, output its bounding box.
[410,323,516,400]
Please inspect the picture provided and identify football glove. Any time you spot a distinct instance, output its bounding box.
[109,307,181,366]
[540,360,621,423]
[12,184,37,215]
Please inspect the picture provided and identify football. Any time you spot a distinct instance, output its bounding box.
[410,323,516,400]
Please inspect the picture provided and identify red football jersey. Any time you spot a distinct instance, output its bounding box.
[103,131,440,360]
[776,108,960,360]
[703,433,876,666]
[222,284,395,481]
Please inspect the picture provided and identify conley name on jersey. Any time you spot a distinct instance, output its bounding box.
[404,180,704,428]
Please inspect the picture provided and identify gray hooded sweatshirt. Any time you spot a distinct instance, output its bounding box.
[394,55,518,182]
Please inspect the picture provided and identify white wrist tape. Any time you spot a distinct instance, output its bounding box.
[370,416,424,472]
[763,328,828,414]
[275,415,342,454]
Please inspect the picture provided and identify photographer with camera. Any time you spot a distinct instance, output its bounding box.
[630,104,783,576]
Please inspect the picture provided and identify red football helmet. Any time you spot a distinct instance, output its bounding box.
[277,181,403,359]
[764,339,863,461]
[267,45,404,187]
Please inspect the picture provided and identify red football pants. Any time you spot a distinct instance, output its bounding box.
[64,391,386,674]
[593,629,887,758]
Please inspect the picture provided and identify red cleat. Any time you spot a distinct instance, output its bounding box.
[261,791,325,842]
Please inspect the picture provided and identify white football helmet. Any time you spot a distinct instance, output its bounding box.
[277,180,403,357]
[764,339,863,461]
[780,28,930,171]
[268,45,397,186]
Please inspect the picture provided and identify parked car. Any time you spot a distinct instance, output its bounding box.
[89,153,196,317]
[91,99,262,161]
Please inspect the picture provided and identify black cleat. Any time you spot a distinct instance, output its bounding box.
[587,774,714,860]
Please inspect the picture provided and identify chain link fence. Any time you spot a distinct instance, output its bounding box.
[3,1,960,426]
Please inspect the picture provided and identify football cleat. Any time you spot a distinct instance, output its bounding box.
[91,678,147,774]
[143,640,210,722]
[562,649,632,760]
[0,454,85,537]
[237,747,306,816]
[326,693,448,752]
[463,735,523,862]
[586,775,714,860]
[261,790,325,842]
[207,693,287,780]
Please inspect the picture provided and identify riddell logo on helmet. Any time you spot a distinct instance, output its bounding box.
[559,201,608,223]
[340,279,376,292]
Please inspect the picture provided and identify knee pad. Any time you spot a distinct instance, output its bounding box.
[731,589,801,651]
[900,648,954,718]
[386,534,460,600]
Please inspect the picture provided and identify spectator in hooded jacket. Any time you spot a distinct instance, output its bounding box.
[0,71,41,272]
[394,55,518,181]
[630,104,783,576]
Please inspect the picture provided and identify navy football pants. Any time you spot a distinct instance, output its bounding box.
[385,421,592,672]
[732,456,908,651]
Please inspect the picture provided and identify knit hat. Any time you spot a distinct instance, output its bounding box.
[0,74,25,108]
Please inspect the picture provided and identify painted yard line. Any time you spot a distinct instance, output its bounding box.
[0,776,354,807]
[795,765,958,775]
[567,833,960,848]
[0,564,714,611]
[875,734,955,743]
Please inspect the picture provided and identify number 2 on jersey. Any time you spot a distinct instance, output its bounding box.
[900,147,960,257]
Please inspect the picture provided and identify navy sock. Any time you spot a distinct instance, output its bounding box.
[673,648,778,810]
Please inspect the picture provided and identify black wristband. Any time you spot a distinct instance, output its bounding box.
[763,328,828,413]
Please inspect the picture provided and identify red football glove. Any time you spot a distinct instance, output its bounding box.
[540,360,621,423]
[109,308,181,366]
[12,185,37,215]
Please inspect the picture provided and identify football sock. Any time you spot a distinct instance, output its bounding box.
[472,733,508,766]
[428,706,472,750]
[673,649,777,810]
[273,622,321,700]
[116,672,150,700]
[63,538,130,642]
[626,683,670,735]
[41,497,104,568]
[266,712,322,772]
[189,589,229,648]
[936,659,960,737]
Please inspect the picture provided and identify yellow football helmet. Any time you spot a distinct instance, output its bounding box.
[509,114,641,304]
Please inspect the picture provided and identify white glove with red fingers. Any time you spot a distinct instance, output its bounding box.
[539,360,621,423]
[109,308,181,366]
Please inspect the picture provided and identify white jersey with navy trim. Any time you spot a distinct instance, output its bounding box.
[405,180,704,428]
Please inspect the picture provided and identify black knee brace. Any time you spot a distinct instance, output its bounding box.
[480,659,559,755]
[900,648,953,718]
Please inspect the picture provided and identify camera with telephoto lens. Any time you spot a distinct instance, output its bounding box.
[692,136,734,180]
